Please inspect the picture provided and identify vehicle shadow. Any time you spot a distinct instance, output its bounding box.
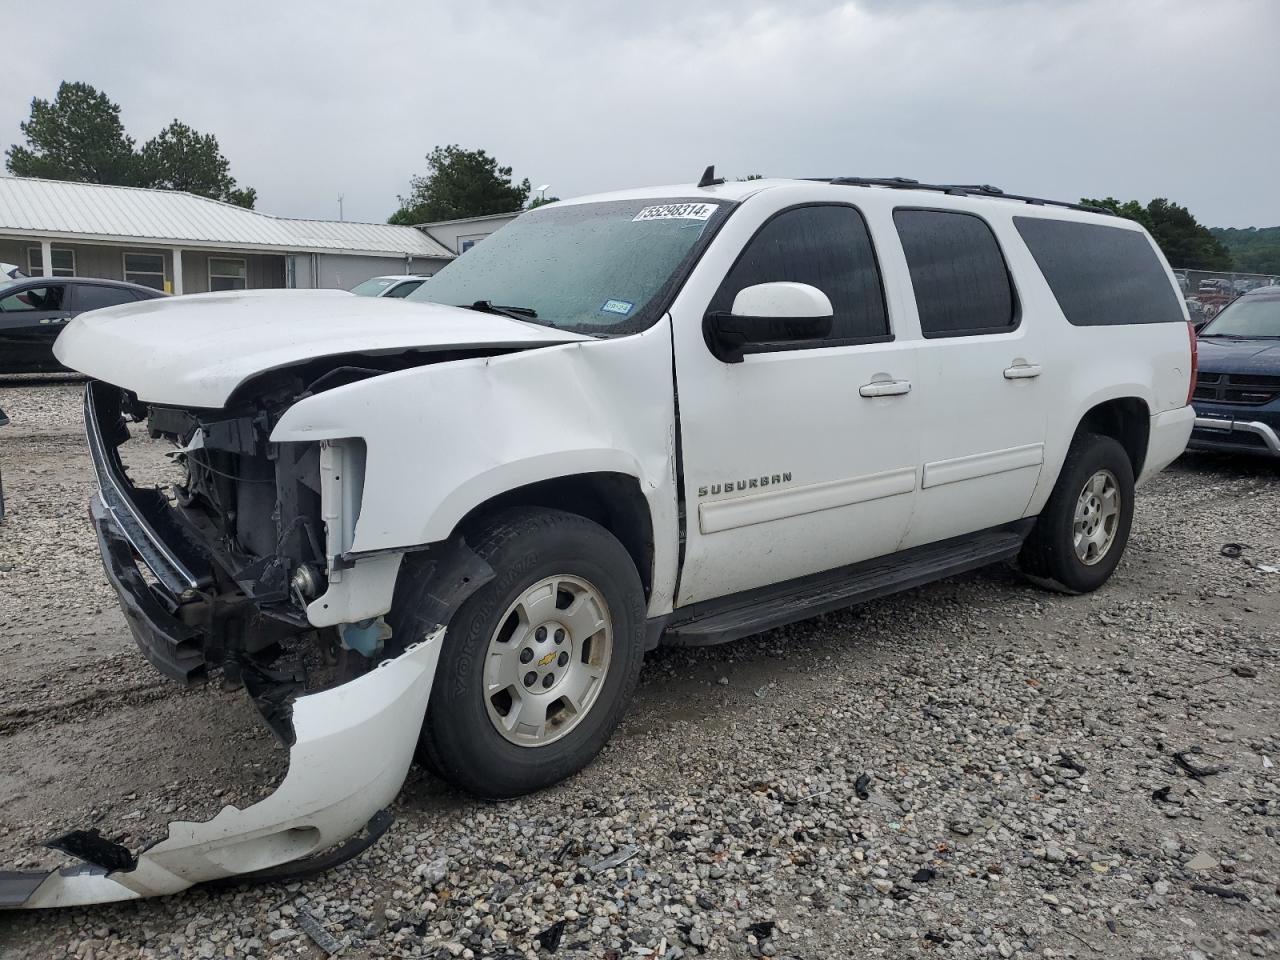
[0,372,85,388]
[1171,449,1280,481]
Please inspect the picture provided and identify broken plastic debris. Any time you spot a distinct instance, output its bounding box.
[298,907,343,955]
[854,772,873,800]
[591,845,640,874]
[534,919,566,952]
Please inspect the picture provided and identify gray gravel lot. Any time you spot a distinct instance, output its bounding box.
[0,379,1277,959]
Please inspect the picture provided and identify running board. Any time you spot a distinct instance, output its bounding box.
[663,523,1032,647]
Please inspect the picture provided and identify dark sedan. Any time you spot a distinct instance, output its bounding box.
[0,276,165,374]
[1188,286,1280,458]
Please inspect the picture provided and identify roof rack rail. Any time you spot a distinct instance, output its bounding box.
[810,177,1111,215]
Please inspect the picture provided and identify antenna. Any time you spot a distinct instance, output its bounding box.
[697,165,725,189]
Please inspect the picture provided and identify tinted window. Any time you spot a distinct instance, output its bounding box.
[0,285,64,312]
[1014,217,1184,326]
[74,285,138,311]
[709,205,888,345]
[384,279,425,298]
[895,210,1016,337]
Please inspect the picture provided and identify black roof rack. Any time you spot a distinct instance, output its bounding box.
[809,177,1111,215]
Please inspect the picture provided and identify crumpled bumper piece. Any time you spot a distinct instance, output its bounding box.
[0,629,444,909]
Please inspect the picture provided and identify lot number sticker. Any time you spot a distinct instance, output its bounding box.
[632,203,717,222]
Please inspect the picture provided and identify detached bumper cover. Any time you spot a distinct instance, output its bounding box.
[0,628,444,909]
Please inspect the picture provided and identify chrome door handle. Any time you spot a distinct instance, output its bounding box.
[1003,363,1043,380]
[859,379,912,398]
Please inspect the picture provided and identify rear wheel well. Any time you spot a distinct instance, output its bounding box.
[454,473,654,600]
[1076,398,1150,476]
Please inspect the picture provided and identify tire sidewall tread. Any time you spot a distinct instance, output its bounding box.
[1020,433,1135,594]
[420,507,645,799]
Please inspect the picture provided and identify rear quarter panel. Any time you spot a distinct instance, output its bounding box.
[1008,217,1191,513]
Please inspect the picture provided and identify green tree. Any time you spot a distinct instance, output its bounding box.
[389,145,530,224]
[1082,196,1232,271]
[140,120,256,208]
[1211,227,1280,276]
[5,81,139,184]
[527,194,560,209]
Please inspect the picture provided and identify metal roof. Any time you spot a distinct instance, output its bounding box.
[0,176,453,259]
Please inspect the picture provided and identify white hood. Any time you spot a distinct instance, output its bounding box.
[53,289,588,408]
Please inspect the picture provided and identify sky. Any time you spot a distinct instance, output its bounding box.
[3,0,1277,228]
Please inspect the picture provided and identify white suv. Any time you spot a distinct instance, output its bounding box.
[28,174,1196,906]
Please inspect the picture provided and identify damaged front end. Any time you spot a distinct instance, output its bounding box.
[0,379,446,909]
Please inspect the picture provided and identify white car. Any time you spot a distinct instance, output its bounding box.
[349,274,431,298]
[13,174,1196,907]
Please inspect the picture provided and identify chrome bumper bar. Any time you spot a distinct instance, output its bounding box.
[1192,415,1280,455]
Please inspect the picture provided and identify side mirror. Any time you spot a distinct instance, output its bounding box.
[703,282,834,363]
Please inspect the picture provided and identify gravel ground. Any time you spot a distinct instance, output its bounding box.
[0,379,1277,960]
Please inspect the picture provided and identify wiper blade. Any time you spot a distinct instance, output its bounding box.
[464,300,548,325]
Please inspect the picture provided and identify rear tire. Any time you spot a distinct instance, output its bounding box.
[1019,433,1135,594]
[410,507,646,799]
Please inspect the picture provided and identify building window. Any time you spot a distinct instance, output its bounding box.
[124,252,166,290]
[209,257,247,291]
[27,246,75,277]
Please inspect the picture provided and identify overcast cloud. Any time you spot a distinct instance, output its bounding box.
[4,0,1276,226]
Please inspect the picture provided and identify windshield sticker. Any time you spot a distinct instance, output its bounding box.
[601,299,634,316]
[632,203,717,222]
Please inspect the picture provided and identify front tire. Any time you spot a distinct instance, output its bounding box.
[412,507,646,799]
[1019,433,1135,594]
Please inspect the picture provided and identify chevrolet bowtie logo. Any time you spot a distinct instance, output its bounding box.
[537,651,557,667]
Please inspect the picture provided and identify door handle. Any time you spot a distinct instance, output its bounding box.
[1003,363,1043,380]
[859,379,912,398]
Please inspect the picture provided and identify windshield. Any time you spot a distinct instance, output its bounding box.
[1200,295,1280,338]
[408,197,731,335]
[350,277,399,296]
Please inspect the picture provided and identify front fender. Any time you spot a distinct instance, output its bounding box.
[269,321,680,610]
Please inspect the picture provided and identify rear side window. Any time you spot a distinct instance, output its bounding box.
[894,209,1017,338]
[74,284,139,311]
[1014,217,1184,326]
[709,204,889,345]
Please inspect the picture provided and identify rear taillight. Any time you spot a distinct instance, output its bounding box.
[1186,320,1198,406]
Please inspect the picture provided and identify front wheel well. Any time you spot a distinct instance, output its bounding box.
[1075,398,1150,477]
[453,473,654,600]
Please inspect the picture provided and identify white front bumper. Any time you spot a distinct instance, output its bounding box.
[3,630,444,909]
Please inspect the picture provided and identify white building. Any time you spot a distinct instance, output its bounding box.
[419,211,521,255]
[0,176,454,294]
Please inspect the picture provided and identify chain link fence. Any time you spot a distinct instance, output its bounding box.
[1175,268,1280,325]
